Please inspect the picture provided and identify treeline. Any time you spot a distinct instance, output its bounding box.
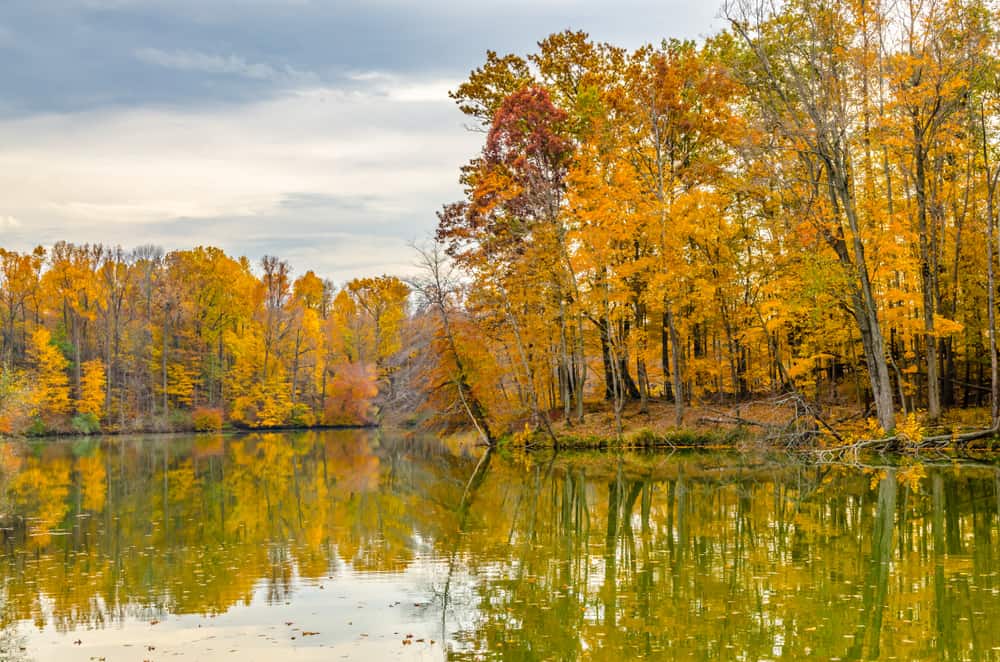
[421,0,1000,439]
[7,0,1000,442]
[0,242,409,434]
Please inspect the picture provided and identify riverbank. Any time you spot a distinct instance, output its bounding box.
[504,399,1000,452]
[0,417,379,440]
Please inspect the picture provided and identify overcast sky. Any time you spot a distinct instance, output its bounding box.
[0,0,720,282]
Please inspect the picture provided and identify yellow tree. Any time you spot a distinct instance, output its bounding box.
[345,275,410,396]
[884,0,991,418]
[0,246,45,364]
[43,242,100,400]
[289,271,330,420]
[27,328,70,416]
[76,359,106,418]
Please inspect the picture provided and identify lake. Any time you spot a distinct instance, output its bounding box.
[1,430,999,660]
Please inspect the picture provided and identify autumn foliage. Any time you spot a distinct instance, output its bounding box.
[424,15,1000,439]
[0,244,409,433]
[192,407,224,432]
[7,10,1000,440]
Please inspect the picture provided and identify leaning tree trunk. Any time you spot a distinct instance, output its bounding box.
[834,166,896,433]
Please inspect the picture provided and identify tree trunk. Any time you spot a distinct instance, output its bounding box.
[913,128,941,419]
[661,311,674,400]
[598,316,615,401]
[634,301,649,414]
[72,314,82,401]
[983,106,1000,428]
[559,300,572,424]
[664,299,684,426]
[834,166,896,432]
[574,312,586,423]
[162,312,169,416]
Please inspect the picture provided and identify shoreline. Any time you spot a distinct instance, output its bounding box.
[494,399,1000,454]
[1,422,380,441]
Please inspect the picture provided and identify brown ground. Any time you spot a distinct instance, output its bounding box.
[548,398,994,442]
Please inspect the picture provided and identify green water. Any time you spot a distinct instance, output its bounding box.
[1,430,999,660]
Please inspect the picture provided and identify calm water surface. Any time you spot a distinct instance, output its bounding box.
[1,430,1000,660]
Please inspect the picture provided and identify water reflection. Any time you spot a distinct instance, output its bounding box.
[2,432,1000,660]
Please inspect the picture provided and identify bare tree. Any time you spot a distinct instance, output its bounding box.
[408,241,495,445]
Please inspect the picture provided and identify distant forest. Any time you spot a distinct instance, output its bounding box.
[0,243,410,434]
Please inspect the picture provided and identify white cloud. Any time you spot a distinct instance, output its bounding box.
[0,78,479,280]
[347,71,460,103]
[135,48,316,83]
[348,71,393,83]
[0,215,21,229]
[2,0,721,281]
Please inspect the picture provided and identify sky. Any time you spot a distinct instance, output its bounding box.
[0,0,720,283]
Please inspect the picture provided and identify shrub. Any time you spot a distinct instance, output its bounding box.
[323,363,378,426]
[628,428,661,446]
[191,407,223,432]
[25,417,47,437]
[71,412,101,435]
[167,410,192,431]
[289,403,315,428]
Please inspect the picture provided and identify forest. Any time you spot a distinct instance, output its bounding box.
[3,0,1000,443]
[424,0,1000,444]
[0,243,410,434]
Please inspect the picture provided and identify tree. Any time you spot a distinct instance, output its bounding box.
[345,275,410,395]
[27,328,70,416]
[76,359,106,418]
[409,242,496,444]
[885,0,991,418]
[725,0,897,432]
[260,255,292,382]
[0,246,44,364]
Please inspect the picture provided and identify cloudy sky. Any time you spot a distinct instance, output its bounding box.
[0,0,720,282]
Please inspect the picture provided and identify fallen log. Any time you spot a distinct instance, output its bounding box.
[696,415,771,428]
[808,425,1000,462]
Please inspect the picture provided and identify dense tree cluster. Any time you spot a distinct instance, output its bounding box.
[426,1,1000,439]
[0,243,409,434]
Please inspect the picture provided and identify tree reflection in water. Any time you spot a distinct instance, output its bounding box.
[1,432,1000,660]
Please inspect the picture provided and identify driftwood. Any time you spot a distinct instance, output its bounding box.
[698,392,842,449]
[696,393,998,458]
[810,425,1000,463]
[697,414,771,428]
